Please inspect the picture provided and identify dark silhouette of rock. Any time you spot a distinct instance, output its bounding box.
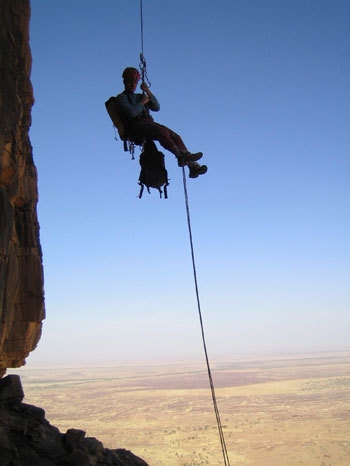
[0,378,149,466]
[0,0,45,378]
[0,375,24,404]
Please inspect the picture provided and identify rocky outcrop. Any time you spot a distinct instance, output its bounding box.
[0,376,149,466]
[0,0,45,377]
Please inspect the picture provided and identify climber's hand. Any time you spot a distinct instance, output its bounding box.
[140,82,149,93]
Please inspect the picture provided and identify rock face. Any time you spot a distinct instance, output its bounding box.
[0,0,45,378]
[0,5,150,466]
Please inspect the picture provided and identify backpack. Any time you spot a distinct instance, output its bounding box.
[105,96,126,140]
[105,95,145,153]
[138,140,169,199]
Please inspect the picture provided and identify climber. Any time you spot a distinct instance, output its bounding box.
[116,67,208,179]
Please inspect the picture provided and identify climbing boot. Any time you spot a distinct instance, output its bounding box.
[188,162,208,178]
[177,151,203,167]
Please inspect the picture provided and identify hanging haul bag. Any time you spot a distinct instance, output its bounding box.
[138,140,169,199]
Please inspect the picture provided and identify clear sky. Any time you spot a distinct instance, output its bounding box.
[26,0,349,365]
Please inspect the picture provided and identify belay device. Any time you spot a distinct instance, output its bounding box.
[138,140,169,199]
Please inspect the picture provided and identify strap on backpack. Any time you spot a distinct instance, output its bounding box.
[138,183,164,199]
[138,183,145,199]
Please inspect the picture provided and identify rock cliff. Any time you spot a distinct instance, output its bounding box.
[0,0,45,377]
[0,3,149,465]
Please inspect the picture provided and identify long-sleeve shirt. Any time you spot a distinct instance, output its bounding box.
[116,91,160,121]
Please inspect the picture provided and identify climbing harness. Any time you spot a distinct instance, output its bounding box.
[182,167,231,466]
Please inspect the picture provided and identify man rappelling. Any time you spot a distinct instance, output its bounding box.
[116,67,208,179]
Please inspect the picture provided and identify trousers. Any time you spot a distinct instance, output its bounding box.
[129,118,187,155]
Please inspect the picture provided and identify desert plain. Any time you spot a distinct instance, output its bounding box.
[11,352,350,466]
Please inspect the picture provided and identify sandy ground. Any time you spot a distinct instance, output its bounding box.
[11,352,350,466]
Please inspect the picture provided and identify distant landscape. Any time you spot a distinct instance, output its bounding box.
[12,352,350,466]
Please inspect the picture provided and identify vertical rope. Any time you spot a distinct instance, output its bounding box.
[139,0,151,86]
[139,1,229,463]
[181,167,231,466]
[140,0,144,58]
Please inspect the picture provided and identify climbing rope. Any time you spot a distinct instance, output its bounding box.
[138,1,230,463]
[140,0,145,59]
[181,167,231,466]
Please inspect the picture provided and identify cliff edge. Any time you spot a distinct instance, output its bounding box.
[0,0,45,378]
[0,3,149,465]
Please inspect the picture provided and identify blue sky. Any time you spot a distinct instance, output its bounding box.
[27,0,349,365]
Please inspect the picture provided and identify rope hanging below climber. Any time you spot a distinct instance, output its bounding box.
[106,1,228,463]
